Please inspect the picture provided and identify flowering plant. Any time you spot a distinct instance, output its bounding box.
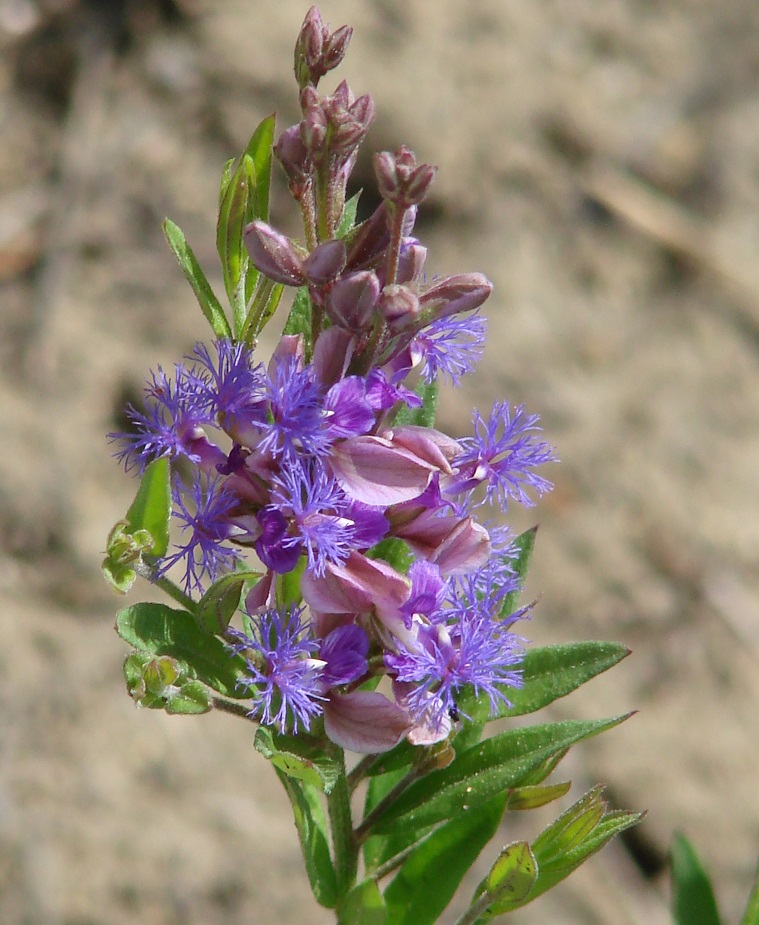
[103,8,641,922]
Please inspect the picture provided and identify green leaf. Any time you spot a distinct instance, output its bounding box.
[500,526,537,617]
[162,219,231,339]
[531,786,607,866]
[383,794,509,925]
[216,115,276,334]
[343,879,386,924]
[240,277,284,346]
[671,833,722,925]
[741,857,759,925]
[196,571,260,634]
[337,191,361,238]
[283,285,313,346]
[255,726,341,794]
[366,538,414,574]
[242,113,275,226]
[125,457,171,558]
[277,556,307,607]
[506,781,572,811]
[116,602,245,698]
[369,715,631,835]
[472,840,538,918]
[218,157,235,208]
[276,770,338,909]
[217,154,254,334]
[459,641,630,724]
[394,380,438,428]
[363,766,420,873]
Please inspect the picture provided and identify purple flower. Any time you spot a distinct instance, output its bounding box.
[318,624,369,688]
[411,312,487,385]
[259,357,332,458]
[451,403,555,508]
[186,340,268,433]
[269,461,355,575]
[158,474,243,594]
[109,365,216,473]
[385,612,524,732]
[229,606,326,733]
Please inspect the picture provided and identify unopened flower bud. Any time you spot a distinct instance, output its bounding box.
[393,238,427,284]
[323,24,353,70]
[303,238,347,285]
[294,6,324,89]
[244,220,305,286]
[274,124,311,186]
[379,284,420,325]
[345,202,390,271]
[418,272,492,320]
[374,146,437,209]
[294,8,353,90]
[327,270,380,329]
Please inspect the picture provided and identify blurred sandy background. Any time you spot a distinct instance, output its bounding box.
[2,0,759,922]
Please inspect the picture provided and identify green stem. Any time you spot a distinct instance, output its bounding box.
[353,764,424,845]
[453,891,494,925]
[327,746,358,915]
[210,696,258,723]
[135,561,197,613]
[346,753,379,794]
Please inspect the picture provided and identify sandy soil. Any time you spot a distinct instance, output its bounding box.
[2,1,759,922]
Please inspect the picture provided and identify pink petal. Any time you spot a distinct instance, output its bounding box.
[330,435,436,505]
[323,691,412,753]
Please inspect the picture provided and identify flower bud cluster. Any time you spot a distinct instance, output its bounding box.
[110,7,554,754]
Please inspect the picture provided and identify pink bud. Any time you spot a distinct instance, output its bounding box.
[323,25,353,70]
[274,125,311,185]
[312,326,356,385]
[345,202,390,271]
[244,221,305,286]
[327,270,380,329]
[302,238,346,285]
[419,272,492,320]
[394,512,490,576]
[394,240,427,285]
[379,284,420,325]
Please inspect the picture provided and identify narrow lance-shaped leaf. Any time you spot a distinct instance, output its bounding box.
[740,855,759,925]
[368,714,632,835]
[383,793,509,925]
[670,833,722,925]
[217,155,253,335]
[500,525,537,617]
[343,879,386,924]
[457,640,630,725]
[163,219,231,340]
[125,456,171,558]
[275,770,338,910]
[337,190,361,238]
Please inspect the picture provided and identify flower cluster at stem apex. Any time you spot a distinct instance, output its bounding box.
[110,7,555,754]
